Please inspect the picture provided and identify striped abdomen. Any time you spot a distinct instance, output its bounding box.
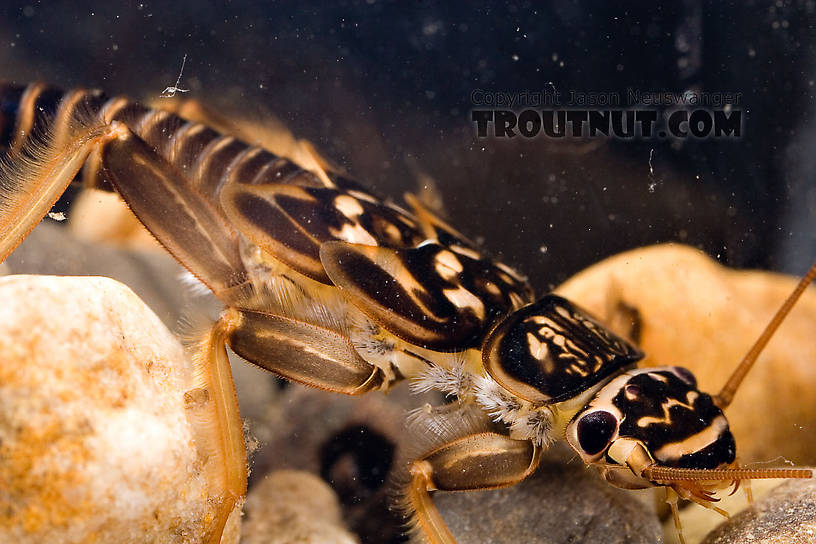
[0,81,326,206]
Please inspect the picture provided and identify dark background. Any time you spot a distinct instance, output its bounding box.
[1,0,814,291]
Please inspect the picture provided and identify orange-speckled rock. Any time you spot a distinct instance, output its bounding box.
[0,275,240,544]
[556,243,816,467]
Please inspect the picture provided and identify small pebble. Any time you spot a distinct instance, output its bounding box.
[242,470,359,544]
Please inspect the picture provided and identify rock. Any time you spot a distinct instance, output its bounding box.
[0,275,240,544]
[556,244,816,467]
[701,479,816,544]
[5,221,193,328]
[242,470,359,544]
[433,444,663,544]
[255,384,417,478]
[660,479,781,544]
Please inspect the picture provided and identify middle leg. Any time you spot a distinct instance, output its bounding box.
[406,432,541,544]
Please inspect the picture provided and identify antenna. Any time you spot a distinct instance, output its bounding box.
[643,465,813,483]
[713,259,816,409]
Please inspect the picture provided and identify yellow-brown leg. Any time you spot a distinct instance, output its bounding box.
[744,478,754,504]
[664,487,687,544]
[222,307,384,394]
[0,108,249,299]
[0,120,128,261]
[406,433,541,544]
[184,317,247,544]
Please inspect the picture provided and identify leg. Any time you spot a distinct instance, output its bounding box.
[222,307,384,394]
[0,110,250,300]
[743,478,754,504]
[664,487,686,544]
[99,127,249,300]
[406,433,541,544]
[0,119,126,261]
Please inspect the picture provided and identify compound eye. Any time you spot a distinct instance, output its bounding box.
[576,410,618,456]
[671,366,697,388]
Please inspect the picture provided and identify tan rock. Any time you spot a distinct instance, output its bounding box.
[0,275,240,544]
[4,221,190,328]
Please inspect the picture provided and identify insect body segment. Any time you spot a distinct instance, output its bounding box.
[321,240,532,350]
[566,367,736,486]
[482,294,644,404]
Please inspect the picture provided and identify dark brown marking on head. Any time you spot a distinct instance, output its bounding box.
[612,370,735,469]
